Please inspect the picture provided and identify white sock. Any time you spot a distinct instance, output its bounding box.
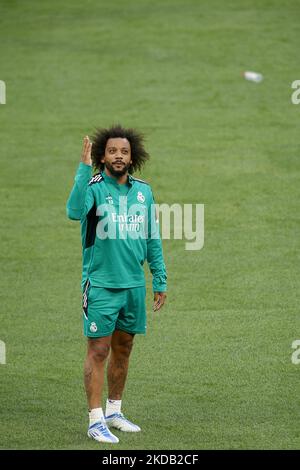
[106,399,122,417]
[89,407,104,426]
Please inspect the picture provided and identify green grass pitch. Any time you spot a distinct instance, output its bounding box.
[0,0,300,450]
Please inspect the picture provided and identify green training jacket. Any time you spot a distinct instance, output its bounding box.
[66,163,167,292]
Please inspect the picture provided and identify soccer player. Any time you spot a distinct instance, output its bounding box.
[66,125,167,444]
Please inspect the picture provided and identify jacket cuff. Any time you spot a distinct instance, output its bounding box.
[153,278,167,292]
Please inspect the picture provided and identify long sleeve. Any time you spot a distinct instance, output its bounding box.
[146,191,167,292]
[66,162,94,221]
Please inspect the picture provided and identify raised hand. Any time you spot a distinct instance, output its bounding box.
[81,135,92,166]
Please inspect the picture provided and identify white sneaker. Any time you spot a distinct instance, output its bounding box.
[87,420,119,443]
[105,412,141,432]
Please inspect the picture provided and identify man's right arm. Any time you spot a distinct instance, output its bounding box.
[66,136,94,221]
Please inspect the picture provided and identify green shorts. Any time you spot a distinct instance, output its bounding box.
[82,281,147,338]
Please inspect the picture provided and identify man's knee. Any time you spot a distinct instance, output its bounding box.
[120,341,133,358]
[112,333,134,358]
[87,338,111,362]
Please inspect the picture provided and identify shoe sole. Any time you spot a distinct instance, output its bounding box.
[87,431,119,443]
[107,424,141,433]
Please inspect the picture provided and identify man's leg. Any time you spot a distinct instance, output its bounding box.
[84,336,119,443]
[105,330,141,432]
[84,336,111,409]
[107,330,134,400]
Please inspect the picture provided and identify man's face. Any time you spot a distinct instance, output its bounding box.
[101,137,132,177]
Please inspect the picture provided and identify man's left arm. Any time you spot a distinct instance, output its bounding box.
[146,189,167,311]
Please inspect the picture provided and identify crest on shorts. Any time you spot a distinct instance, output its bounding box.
[90,322,98,333]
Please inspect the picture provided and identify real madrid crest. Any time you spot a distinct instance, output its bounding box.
[137,191,145,203]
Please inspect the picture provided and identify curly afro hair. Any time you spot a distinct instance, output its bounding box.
[91,124,150,174]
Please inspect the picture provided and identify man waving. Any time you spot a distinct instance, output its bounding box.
[66,125,167,444]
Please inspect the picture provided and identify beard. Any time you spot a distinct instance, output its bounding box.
[105,161,131,177]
